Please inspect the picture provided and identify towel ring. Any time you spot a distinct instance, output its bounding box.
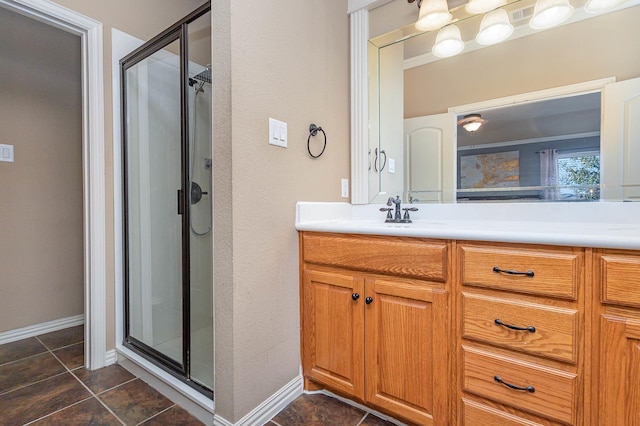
[307,124,327,158]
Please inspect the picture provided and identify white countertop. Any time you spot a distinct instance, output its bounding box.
[295,201,640,250]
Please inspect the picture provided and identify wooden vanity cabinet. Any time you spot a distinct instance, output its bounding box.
[300,231,640,425]
[593,249,640,425]
[457,242,586,425]
[300,232,451,426]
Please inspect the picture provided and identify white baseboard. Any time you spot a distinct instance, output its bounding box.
[104,349,117,366]
[214,375,303,426]
[0,314,84,345]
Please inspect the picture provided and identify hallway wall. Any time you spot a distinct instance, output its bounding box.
[0,8,83,332]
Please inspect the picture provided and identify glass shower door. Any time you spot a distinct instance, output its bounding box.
[122,3,212,397]
[124,34,186,370]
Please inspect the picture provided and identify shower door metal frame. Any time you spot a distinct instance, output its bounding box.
[120,2,212,398]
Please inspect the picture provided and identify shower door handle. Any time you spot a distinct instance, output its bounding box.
[177,189,184,215]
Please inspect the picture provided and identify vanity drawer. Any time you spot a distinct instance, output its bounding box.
[462,398,547,426]
[463,346,577,425]
[462,293,578,363]
[302,232,447,281]
[459,244,581,300]
[598,252,640,308]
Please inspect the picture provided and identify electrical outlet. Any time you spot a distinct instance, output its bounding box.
[341,179,349,198]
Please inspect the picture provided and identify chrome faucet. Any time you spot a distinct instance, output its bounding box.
[387,196,402,221]
[380,195,418,223]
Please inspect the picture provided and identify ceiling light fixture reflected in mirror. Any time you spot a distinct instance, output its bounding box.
[584,0,628,12]
[529,0,574,29]
[465,0,507,14]
[476,8,514,45]
[432,24,465,57]
[414,0,453,31]
[458,114,487,132]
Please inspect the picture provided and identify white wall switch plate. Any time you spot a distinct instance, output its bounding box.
[388,158,395,173]
[268,117,287,148]
[0,144,14,163]
[341,178,349,198]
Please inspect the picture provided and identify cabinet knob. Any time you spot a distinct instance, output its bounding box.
[365,297,374,304]
[352,293,360,301]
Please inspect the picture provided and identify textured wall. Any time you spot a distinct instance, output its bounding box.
[213,0,351,421]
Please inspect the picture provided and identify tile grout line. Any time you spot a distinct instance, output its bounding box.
[355,413,369,426]
[133,403,177,426]
[21,396,96,426]
[71,373,138,426]
[33,336,128,426]
[67,368,129,426]
[0,349,49,368]
[34,335,83,353]
[0,370,69,397]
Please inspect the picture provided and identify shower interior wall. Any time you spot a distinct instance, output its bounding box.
[189,74,214,390]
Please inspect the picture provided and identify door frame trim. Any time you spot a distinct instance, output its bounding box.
[0,0,107,369]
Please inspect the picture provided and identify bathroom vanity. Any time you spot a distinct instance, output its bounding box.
[297,202,640,425]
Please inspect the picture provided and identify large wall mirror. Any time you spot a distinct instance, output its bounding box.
[365,0,640,204]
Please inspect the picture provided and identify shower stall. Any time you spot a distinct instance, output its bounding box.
[121,3,213,396]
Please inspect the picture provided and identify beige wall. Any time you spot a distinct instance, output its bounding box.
[3,0,350,421]
[50,0,205,349]
[404,6,640,117]
[0,8,83,332]
[213,0,351,421]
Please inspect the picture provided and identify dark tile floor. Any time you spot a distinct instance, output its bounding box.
[268,393,398,426]
[0,325,203,425]
[1,326,399,426]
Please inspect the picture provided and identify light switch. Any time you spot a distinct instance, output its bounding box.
[0,144,14,163]
[388,158,395,173]
[268,118,287,148]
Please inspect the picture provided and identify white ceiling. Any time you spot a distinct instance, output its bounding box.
[457,91,601,147]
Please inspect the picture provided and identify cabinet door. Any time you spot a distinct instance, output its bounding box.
[302,269,365,400]
[365,278,449,425]
[598,314,640,425]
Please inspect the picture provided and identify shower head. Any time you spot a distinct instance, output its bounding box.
[192,67,211,84]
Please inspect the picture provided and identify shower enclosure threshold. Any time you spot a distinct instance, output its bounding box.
[116,346,214,424]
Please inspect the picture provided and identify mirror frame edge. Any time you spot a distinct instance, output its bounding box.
[349,0,393,204]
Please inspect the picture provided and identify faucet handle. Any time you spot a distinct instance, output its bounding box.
[379,207,393,221]
[402,207,419,223]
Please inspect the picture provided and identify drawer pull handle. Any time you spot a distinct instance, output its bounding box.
[352,293,360,301]
[365,297,374,304]
[494,376,535,393]
[493,266,534,277]
[494,319,536,333]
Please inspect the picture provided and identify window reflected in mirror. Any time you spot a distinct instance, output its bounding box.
[456,92,601,202]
